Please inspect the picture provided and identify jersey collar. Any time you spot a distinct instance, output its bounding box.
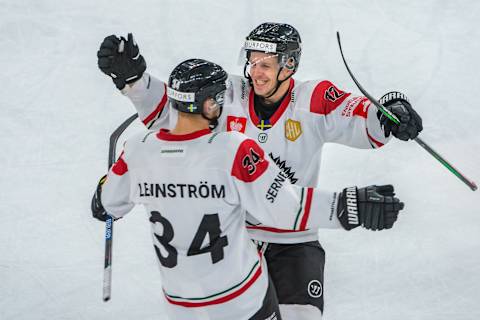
[248,78,294,130]
[156,128,212,141]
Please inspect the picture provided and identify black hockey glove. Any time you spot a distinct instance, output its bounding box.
[378,91,423,141]
[97,33,146,90]
[91,175,110,222]
[337,185,404,231]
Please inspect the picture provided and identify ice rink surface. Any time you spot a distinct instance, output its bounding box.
[1,0,479,319]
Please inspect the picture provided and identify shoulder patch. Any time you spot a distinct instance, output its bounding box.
[231,139,269,183]
[310,81,351,115]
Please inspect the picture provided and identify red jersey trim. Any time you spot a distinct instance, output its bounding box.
[351,97,370,119]
[156,128,212,141]
[299,188,314,230]
[246,226,306,233]
[366,128,384,148]
[142,83,168,126]
[248,78,295,127]
[164,260,262,307]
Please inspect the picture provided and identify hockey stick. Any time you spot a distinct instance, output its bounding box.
[103,113,139,302]
[336,32,477,191]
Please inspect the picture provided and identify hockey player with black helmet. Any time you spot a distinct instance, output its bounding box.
[166,58,226,129]
[92,58,404,320]
[96,23,421,319]
[240,23,302,99]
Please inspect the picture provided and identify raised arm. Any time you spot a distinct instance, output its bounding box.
[97,33,170,130]
[306,80,422,148]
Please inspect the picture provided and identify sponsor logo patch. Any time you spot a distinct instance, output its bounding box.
[244,40,277,53]
[258,132,268,143]
[241,79,247,100]
[341,96,370,118]
[342,96,363,117]
[265,171,289,203]
[345,186,359,225]
[226,116,247,133]
[285,118,302,141]
[268,153,298,184]
[308,280,323,298]
[166,87,195,102]
[159,146,186,158]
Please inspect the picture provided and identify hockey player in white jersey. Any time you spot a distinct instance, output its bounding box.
[92,58,404,320]
[96,24,422,319]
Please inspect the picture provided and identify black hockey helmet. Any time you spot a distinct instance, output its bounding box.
[167,59,228,117]
[243,22,302,73]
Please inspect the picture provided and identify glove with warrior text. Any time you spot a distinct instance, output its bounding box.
[378,91,423,141]
[97,33,146,90]
[337,184,404,231]
[91,174,112,222]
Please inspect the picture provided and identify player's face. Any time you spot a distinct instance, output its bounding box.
[248,52,281,97]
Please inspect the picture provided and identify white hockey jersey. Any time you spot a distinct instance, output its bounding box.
[122,73,391,243]
[101,128,341,320]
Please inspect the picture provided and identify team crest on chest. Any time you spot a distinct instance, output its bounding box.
[284,119,302,141]
[227,116,247,133]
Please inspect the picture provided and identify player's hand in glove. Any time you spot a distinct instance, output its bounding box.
[91,175,117,222]
[337,184,404,231]
[97,33,146,90]
[378,91,423,141]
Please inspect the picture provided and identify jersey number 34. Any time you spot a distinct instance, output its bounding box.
[150,211,229,268]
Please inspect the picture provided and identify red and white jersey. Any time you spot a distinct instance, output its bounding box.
[101,129,341,320]
[122,73,391,243]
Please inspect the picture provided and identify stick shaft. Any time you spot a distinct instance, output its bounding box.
[336,32,477,191]
[103,113,139,302]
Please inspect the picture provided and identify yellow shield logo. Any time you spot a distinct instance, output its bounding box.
[285,119,302,141]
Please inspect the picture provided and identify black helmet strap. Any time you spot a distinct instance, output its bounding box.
[246,57,294,100]
[263,67,291,99]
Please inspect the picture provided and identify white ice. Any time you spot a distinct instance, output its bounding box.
[1,0,479,319]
